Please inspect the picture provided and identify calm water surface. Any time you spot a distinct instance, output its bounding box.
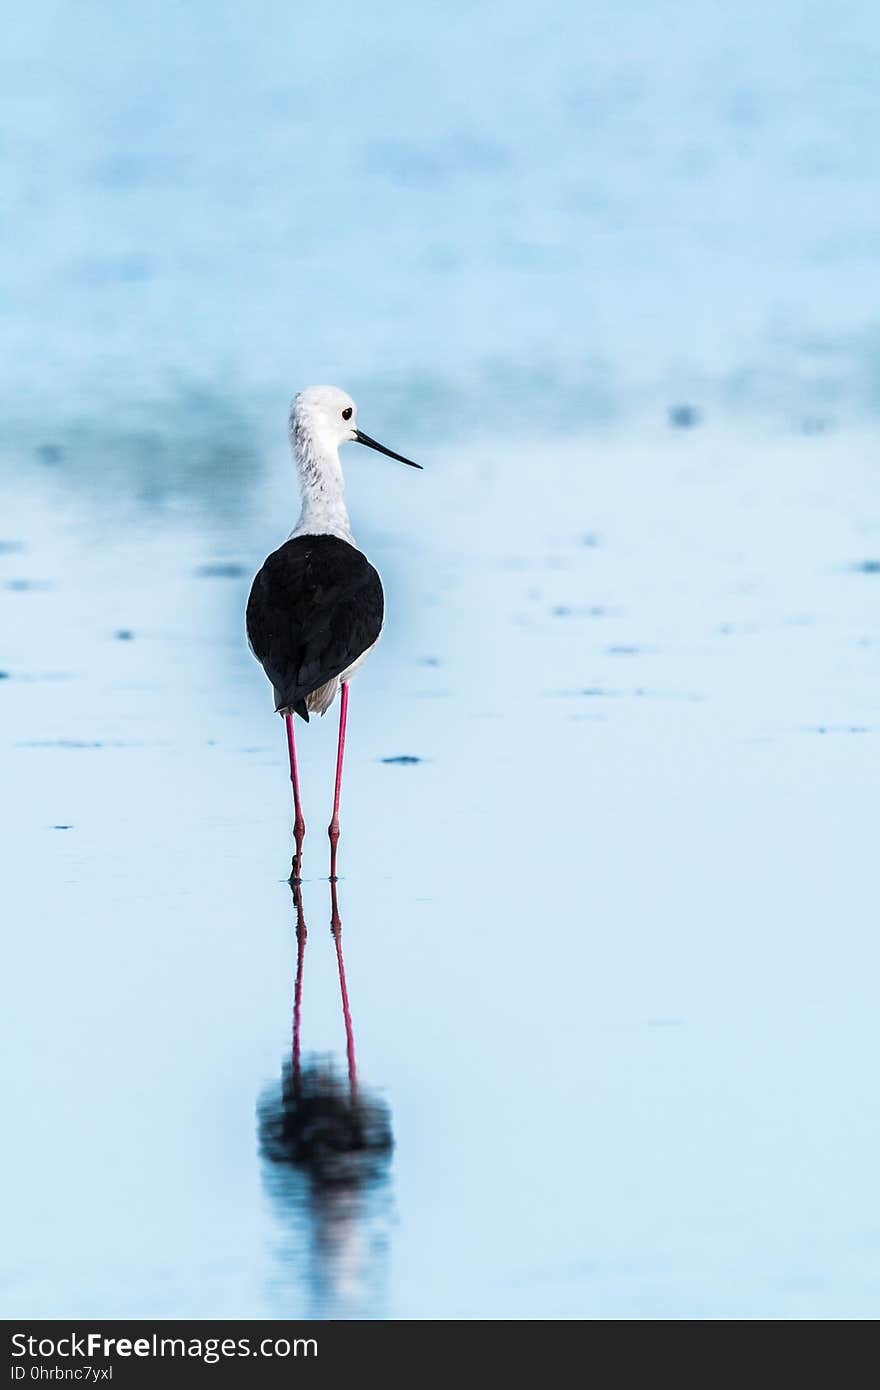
[2,0,880,1319]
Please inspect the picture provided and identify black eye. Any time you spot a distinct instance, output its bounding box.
[341,407,353,421]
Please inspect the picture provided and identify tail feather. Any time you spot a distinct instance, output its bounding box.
[274,688,310,721]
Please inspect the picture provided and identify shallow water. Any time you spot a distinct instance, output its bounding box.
[3,1,880,1321]
[3,422,879,1319]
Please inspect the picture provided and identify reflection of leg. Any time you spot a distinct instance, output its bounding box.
[328,683,349,882]
[292,888,307,1097]
[285,713,306,881]
[331,879,358,1100]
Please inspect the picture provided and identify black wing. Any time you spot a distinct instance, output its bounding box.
[246,535,384,720]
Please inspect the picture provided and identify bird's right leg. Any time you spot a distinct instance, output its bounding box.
[285,712,306,881]
[328,682,349,882]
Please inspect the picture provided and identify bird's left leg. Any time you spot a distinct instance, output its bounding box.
[328,681,349,881]
[285,712,306,881]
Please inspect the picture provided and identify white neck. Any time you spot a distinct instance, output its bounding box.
[288,424,355,545]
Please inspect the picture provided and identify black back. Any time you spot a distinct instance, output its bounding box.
[246,534,384,720]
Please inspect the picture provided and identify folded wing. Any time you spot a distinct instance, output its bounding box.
[246,535,385,720]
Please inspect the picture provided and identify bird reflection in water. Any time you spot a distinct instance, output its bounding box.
[257,881,394,1317]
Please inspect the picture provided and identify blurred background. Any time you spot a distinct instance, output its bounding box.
[2,1,879,1319]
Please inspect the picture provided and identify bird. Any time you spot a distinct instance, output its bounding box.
[246,385,421,881]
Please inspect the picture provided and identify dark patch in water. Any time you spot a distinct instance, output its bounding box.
[0,671,9,680]
[853,561,880,575]
[668,403,701,429]
[420,656,441,666]
[5,579,53,592]
[381,755,423,765]
[259,1060,393,1188]
[114,629,134,641]
[23,740,118,749]
[0,540,25,555]
[812,725,869,735]
[257,1053,393,1314]
[553,604,607,617]
[53,825,73,830]
[581,532,600,548]
[257,1056,394,1322]
[607,644,641,655]
[17,389,264,521]
[195,562,248,578]
[561,685,703,703]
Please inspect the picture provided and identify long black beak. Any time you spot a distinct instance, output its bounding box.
[354,429,422,469]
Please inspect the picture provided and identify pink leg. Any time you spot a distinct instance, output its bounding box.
[285,712,306,881]
[328,682,349,881]
[331,880,358,1100]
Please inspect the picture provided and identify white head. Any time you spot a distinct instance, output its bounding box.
[290,385,421,469]
[290,385,358,454]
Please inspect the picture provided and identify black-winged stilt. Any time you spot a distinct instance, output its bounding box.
[246,386,420,880]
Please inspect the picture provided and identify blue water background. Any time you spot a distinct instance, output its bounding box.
[2,1,879,1318]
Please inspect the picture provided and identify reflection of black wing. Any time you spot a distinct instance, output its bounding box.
[246,535,384,720]
[259,1060,394,1187]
